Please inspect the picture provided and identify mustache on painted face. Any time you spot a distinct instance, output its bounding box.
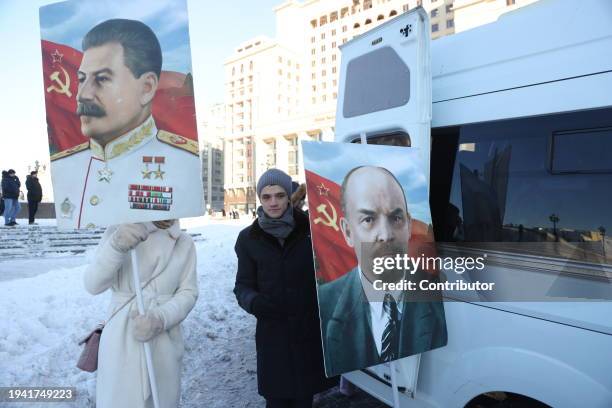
[76,101,106,118]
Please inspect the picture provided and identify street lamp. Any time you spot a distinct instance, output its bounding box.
[549,213,560,242]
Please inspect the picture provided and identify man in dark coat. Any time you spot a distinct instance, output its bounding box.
[25,170,43,225]
[234,168,333,408]
[2,169,21,226]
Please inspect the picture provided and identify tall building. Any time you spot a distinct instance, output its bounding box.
[453,0,540,32]
[201,103,225,211]
[223,0,537,212]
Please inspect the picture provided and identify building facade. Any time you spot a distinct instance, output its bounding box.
[223,0,538,211]
[201,103,225,212]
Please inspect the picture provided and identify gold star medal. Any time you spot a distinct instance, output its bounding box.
[142,156,153,179]
[154,156,165,180]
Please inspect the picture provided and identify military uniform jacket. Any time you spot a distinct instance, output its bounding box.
[50,116,203,229]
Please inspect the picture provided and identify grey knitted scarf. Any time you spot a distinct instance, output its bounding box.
[257,205,295,239]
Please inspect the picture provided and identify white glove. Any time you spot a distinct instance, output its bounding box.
[130,309,164,342]
[110,223,149,253]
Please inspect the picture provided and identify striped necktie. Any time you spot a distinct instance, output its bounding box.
[381,293,400,362]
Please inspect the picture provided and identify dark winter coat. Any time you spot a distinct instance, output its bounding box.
[25,175,43,202]
[1,174,20,199]
[233,209,334,399]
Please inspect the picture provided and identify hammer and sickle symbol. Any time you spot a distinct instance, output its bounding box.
[46,66,72,97]
[314,199,339,231]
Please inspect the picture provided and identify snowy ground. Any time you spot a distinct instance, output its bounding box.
[0,218,265,407]
[0,217,384,408]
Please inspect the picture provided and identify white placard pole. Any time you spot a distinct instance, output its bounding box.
[362,131,401,407]
[131,250,160,408]
[389,361,401,407]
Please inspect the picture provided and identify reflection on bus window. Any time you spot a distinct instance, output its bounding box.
[445,108,612,266]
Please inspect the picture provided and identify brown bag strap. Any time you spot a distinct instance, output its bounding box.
[105,267,165,323]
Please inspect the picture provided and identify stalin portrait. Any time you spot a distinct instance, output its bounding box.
[50,18,202,228]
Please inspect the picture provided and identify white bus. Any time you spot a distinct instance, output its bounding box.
[334,0,612,406]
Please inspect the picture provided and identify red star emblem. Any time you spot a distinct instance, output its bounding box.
[51,49,63,64]
[317,182,330,196]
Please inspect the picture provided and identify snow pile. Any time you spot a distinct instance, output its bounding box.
[0,220,263,407]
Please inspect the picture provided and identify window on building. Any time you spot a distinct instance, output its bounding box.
[310,19,317,28]
[322,82,327,89]
[402,4,409,12]
[332,54,337,61]
[507,0,516,5]
[447,19,454,28]
[332,41,337,48]
[249,61,253,70]
[332,29,336,36]
[232,67,235,76]
[354,23,360,28]
[332,66,337,74]
[446,4,453,12]
[278,69,282,75]
[312,73,316,79]
[377,14,384,21]
[321,32,326,40]
[322,69,326,76]
[311,48,316,55]
[312,85,317,92]
[312,60,316,67]
[342,25,348,32]
[320,15,327,26]
[364,0,372,10]
[390,9,398,16]
[322,94,327,102]
[343,38,348,44]
[341,7,349,18]
[431,8,438,18]
[365,18,372,25]
[432,23,439,32]
[331,11,338,22]
[240,64,244,73]
[322,57,326,64]
[278,56,282,63]
[312,97,316,104]
[333,92,337,99]
[321,45,326,52]
[311,36,316,43]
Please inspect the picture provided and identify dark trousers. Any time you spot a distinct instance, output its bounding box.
[28,200,39,224]
[265,396,313,408]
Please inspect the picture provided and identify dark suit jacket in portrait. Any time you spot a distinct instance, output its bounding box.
[318,267,448,377]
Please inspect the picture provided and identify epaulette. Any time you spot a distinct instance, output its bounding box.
[157,130,199,156]
[50,141,89,161]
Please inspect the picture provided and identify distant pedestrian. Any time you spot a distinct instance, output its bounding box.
[26,171,43,225]
[2,169,21,226]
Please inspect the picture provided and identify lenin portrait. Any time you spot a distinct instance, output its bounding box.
[316,164,448,377]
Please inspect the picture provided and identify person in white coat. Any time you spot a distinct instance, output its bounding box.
[84,220,198,408]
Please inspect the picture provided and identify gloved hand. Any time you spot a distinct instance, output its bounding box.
[130,309,164,342]
[110,223,149,253]
[251,295,286,320]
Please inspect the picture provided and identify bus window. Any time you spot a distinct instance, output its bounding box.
[432,108,612,269]
[350,131,411,146]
